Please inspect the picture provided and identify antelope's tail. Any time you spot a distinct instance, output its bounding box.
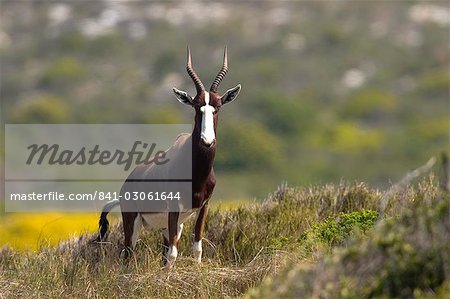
[97,200,120,241]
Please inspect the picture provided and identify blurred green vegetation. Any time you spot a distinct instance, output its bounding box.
[11,94,71,123]
[41,56,86,88]
[1,1,448,199]
[216,122,282,171]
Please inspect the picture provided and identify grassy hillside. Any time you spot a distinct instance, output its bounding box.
[1,176,448,298]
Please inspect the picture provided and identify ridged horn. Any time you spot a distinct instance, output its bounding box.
[186,46,205,94]
[210,47,228,93]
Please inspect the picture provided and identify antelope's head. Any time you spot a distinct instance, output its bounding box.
[173,47,241,148]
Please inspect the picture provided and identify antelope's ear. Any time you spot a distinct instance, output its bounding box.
[173,88,194,106]
[221,84,241,105]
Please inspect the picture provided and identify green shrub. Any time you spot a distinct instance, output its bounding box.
[41,57,85,87]
[340,88,397,122]
[11,94,71,123]
[418,69,449,97]
[300,209,378,250]
[251,92,316,138]
[309,121,384,154]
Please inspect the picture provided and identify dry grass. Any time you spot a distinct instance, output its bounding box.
[1,177,447,298]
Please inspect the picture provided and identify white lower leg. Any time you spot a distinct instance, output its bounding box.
[193,240,202,263]
[166,223,183,266]
[167,245,178,265]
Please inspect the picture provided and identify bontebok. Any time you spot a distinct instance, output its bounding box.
[96,47,241,266]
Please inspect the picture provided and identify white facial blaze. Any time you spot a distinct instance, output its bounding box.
[200,92,216,145]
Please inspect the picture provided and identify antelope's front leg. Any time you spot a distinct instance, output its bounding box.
[194,203,209,263]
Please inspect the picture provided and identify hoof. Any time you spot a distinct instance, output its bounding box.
[120,247,132,259]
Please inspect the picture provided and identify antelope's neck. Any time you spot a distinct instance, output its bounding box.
[192,124,216,183]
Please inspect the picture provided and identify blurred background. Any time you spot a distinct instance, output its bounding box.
[1,0,448,202]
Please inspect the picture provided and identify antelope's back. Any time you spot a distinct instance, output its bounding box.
[119,133,192,212]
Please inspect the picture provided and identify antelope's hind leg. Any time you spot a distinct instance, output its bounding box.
[120,212,142,259]
[161,229,169,266]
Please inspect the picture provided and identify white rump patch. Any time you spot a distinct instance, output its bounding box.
[200,92,216,145]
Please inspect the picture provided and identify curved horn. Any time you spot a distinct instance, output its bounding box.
[186,46,205,94]
[210,47,228,93]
